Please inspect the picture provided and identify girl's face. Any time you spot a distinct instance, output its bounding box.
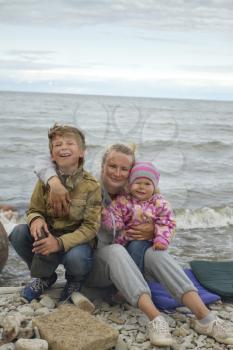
[102,150,133,194]
[130,177,154,201]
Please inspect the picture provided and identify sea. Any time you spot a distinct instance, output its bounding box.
[0,91,233,286]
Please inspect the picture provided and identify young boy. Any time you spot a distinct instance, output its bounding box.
[10,124,102,302]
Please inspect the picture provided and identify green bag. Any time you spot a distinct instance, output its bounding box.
[190,260,233,301]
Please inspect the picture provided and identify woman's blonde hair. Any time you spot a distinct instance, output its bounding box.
[101,143,136,168]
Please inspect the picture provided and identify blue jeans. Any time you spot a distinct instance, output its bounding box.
[10,224,93,282]
[126,240,152,272]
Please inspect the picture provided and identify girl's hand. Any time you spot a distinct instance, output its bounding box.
[125,223,154,240]
[32,233,61,255]
[153,242,167,250]
[48,176,71,217]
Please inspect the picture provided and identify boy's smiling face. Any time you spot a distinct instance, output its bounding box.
[51,133,84,174]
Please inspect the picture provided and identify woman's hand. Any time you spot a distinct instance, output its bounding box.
[48,176,71,217]
[32,233,61,255]
[125,223,154,240]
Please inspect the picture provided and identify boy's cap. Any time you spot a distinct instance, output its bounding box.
[129,161,160,188]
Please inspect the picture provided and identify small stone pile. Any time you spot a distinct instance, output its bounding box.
[1,290,233,350]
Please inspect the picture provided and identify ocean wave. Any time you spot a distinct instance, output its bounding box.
[2,205,233,236]
[175,206,233,230]
[141,139,233,149]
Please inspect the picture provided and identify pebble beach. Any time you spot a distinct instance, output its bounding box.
[1,284,233,350]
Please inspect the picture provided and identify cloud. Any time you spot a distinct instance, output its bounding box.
[0,0,232,31]
[181,64,233,74]
[0,50,57,71]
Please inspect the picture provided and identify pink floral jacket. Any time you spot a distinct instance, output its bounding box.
[102,193,176,249]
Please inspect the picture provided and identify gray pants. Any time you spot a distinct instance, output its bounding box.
[86,244,196,307]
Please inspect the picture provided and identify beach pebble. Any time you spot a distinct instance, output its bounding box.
[16,306,34,317]
[0,344,15,350]
[2,314,25,341]
[34,307,50,316]
[135,331,146,343]
[108,312,125,325]
[39,296,56,309]
[18,326,34,339]
[30,301,42,311]
[137,316,148,327]
[115,337,128,350]
[33,326,41,339]
[15,339,48,350]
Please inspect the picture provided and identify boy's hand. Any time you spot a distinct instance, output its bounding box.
[48,176,71,217]
[126,223,154,240]
[30,218,49,241]
[32,233,61,256]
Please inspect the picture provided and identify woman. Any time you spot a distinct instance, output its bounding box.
[35,144,233,347]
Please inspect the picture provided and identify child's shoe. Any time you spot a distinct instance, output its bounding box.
[147,315,173,347]
[21,273,57,302]
[59,279,81,302]
[192,316,233,345]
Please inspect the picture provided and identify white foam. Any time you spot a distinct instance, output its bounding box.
[176,206,233,230]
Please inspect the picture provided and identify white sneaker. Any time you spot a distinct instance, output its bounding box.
[192,316,233,345]
[147,315,173,347]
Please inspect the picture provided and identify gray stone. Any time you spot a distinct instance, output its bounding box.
[32,304,119,350]
[0,343,15,350]
[0,222,8,272]
[34,307,50,316]
[17,305,34,317]
[39,296,56,310]
[115,338,128,350]
[15,339,48,350]
[71,292,95,313]
[2,314,25,342]
[108,312,125,325]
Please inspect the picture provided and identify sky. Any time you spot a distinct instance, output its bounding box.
[0,0,233,100]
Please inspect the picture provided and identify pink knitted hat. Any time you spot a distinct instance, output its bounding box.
[129,161,160,188]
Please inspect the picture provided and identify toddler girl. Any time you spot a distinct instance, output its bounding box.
[102,161,176,269]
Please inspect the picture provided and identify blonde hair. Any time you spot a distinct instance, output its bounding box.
[48,123,86,165]
[48,123,85,151]
[101,143,136,168]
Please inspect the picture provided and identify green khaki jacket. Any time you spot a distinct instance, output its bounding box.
[27,167,102,252]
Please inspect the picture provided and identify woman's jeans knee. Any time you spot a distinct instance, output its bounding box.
[127,240,151,272]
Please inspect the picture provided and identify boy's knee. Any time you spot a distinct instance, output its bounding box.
[10,224,30,245]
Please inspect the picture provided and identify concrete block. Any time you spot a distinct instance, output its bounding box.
[33,304,118,350]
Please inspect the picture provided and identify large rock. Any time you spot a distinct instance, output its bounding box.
[0,221,8,272]
[33,305,118,350]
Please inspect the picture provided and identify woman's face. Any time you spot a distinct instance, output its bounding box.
[102,150,134,194]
